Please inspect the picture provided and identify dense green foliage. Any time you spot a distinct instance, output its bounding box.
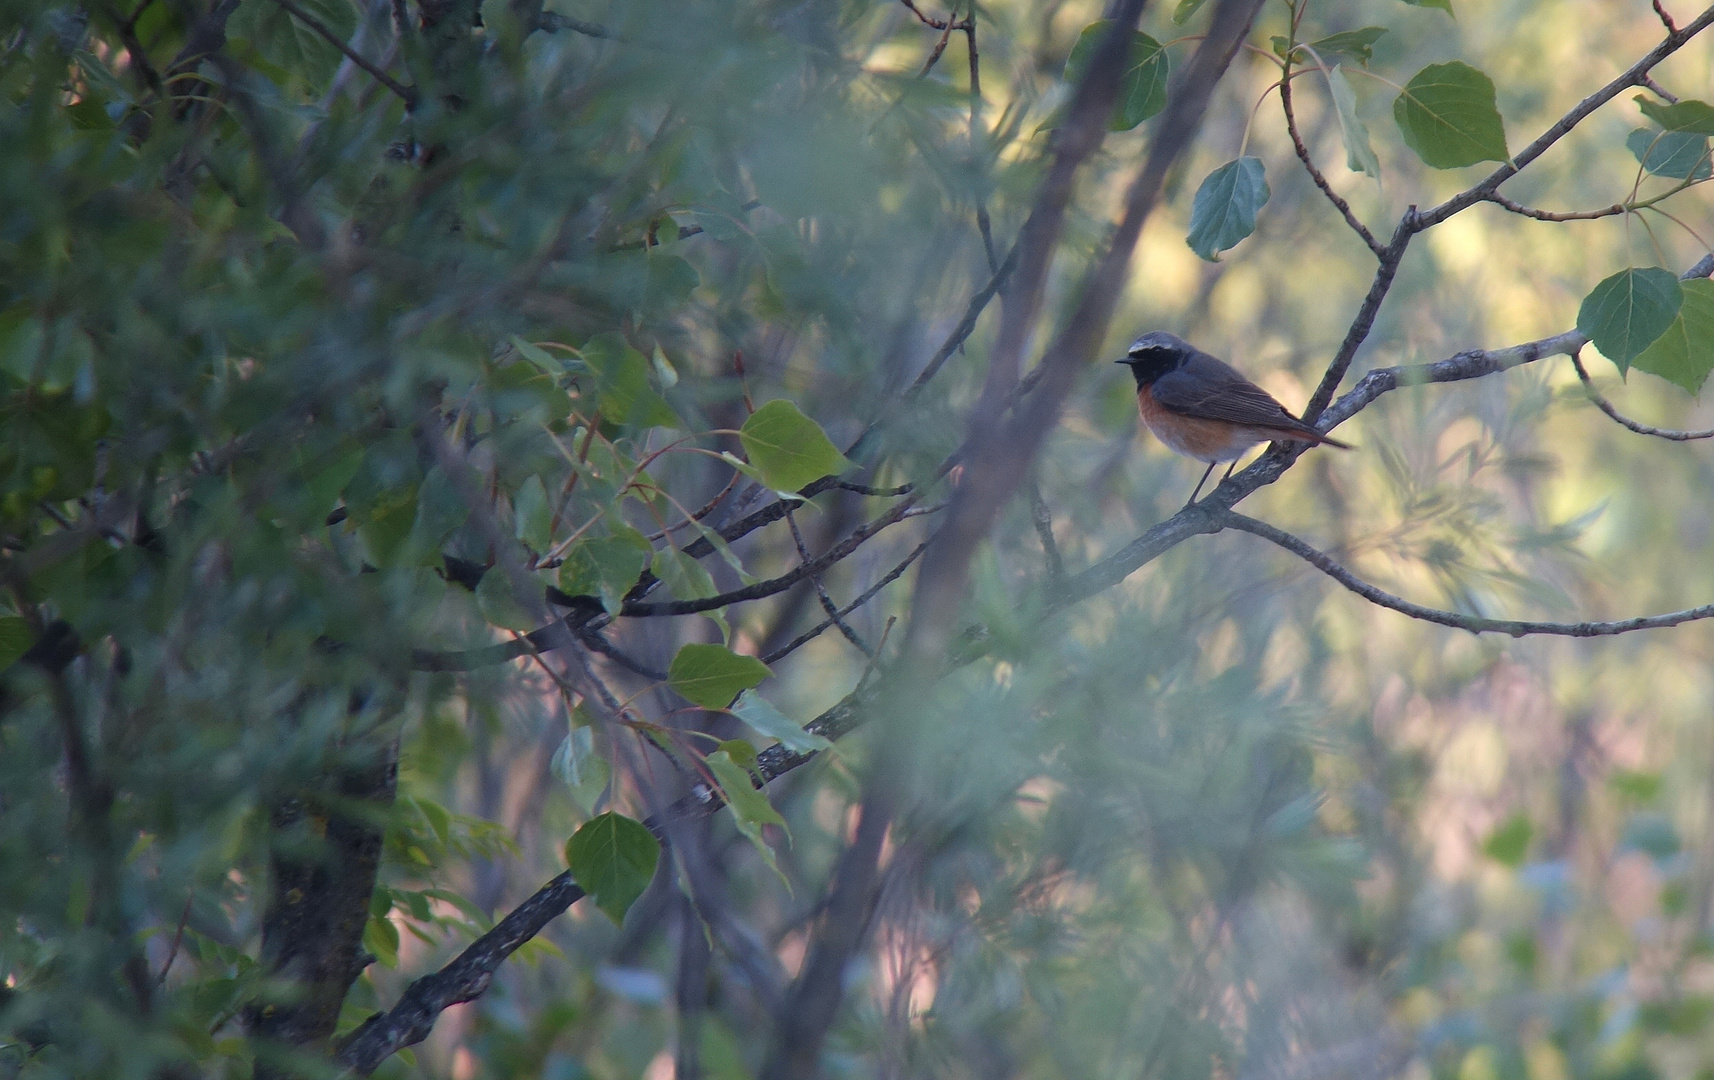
[6,0,1714,1077]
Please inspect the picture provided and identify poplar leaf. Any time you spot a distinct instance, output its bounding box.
[565,812,660,924]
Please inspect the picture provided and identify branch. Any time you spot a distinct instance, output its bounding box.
[1220,511,1714,638]
[1302,10,1714,419]
[1484,193,1628,222]
[621,497,928,617]
[1569,349,1714,440]
[1279,66,1384,258]
[1413,5,1714,231]
[270,0,416,106]
[1299,216,1413,422]
[334,871,588,1071]
[787,510,874,656]
[760,540,930,665]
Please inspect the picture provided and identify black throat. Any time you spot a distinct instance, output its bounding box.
[1124,353,1177,388]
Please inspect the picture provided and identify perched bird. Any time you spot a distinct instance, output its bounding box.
[1117,331,1350,506]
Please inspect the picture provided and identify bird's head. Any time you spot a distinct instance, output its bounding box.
[1117,331,1193,387]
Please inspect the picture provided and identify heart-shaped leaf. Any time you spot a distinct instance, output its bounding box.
[1576,267,1682,373]
[1063,22,1172,131]
[565,812,660,924]
[1393,61,1508,169]
[668,643,771,708]
[738,400,851,493]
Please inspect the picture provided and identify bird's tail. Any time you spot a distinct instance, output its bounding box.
[1269,423,1352,449]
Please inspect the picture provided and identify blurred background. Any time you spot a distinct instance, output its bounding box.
[6,0,1714,1077]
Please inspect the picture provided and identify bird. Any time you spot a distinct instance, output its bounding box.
[1117,331,1350,506]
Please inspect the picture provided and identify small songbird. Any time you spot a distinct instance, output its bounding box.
[1117,331,1350,506]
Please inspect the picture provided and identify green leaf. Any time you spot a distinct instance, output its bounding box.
[1185,157,1270,262]
[477,569,540,631]
[1392,61,1508,169]
[1482,814,1533,867]
[363,912,400,968]
[405,465,471,565]
[1633,278,1714,394]
[731,691,833,754]
[1327,66,1380,178]
[509,335,557,367]
[551,727,613,816]
[513,475,555,552]
[738,400,852,493]
[1063,23,1172,131]
[1395,0,1453,14]
[565,812,660,924]
[579,333,680,430]
[651,547,718,603]
[1576,267,1683,374]
[489,359,571,424]
[668,643,771,709]
[1636,95,1714,134]
[559,528,653,614]
[0,617,32,670]
[1304,27,1388,68]
[706,748,788,874]
[1625,128,1713,180]
[1171,0,1207,24]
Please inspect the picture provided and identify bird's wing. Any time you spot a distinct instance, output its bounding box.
[1150,354,1312,431]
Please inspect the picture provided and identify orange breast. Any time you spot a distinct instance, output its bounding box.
[1137,386,1270,463]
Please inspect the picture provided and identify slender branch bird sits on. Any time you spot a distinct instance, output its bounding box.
[1118,331,1350,506]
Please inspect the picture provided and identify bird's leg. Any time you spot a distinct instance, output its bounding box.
[1219,461,1237,485]
[1184,461,1217,507]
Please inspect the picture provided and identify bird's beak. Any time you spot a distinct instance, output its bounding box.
[1114,357,1131,365]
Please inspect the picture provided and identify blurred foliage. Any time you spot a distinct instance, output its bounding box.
[4,0,1714,1077]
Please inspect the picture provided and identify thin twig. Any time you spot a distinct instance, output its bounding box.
[1485,193,1629,222]
[157,891,195,985]
[1643,74,1680,104]
[1221,511,1714,638]
[1027,480,1064,582]
[269,0,416,105]
[761,542,929,665]
[787,510,874,656]
[1569,349,1714,440]
[1655,0,1679,33]
[1279,62,1384,258]
[580,627,668,681]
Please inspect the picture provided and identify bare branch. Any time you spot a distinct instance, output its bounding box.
[1279,67,1384,258]
[1220,511,1714,638]
[1298,217,1413,422]
[1655,0,1679,34]
[623,497,927,617]
[1484,193,1628,222]
[334,873,588,1071]
[787,509,875,656]
[1028,480,1065,583]
[1569,349,1714,440]
[269,0,416,105]
[760,540,930,665]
